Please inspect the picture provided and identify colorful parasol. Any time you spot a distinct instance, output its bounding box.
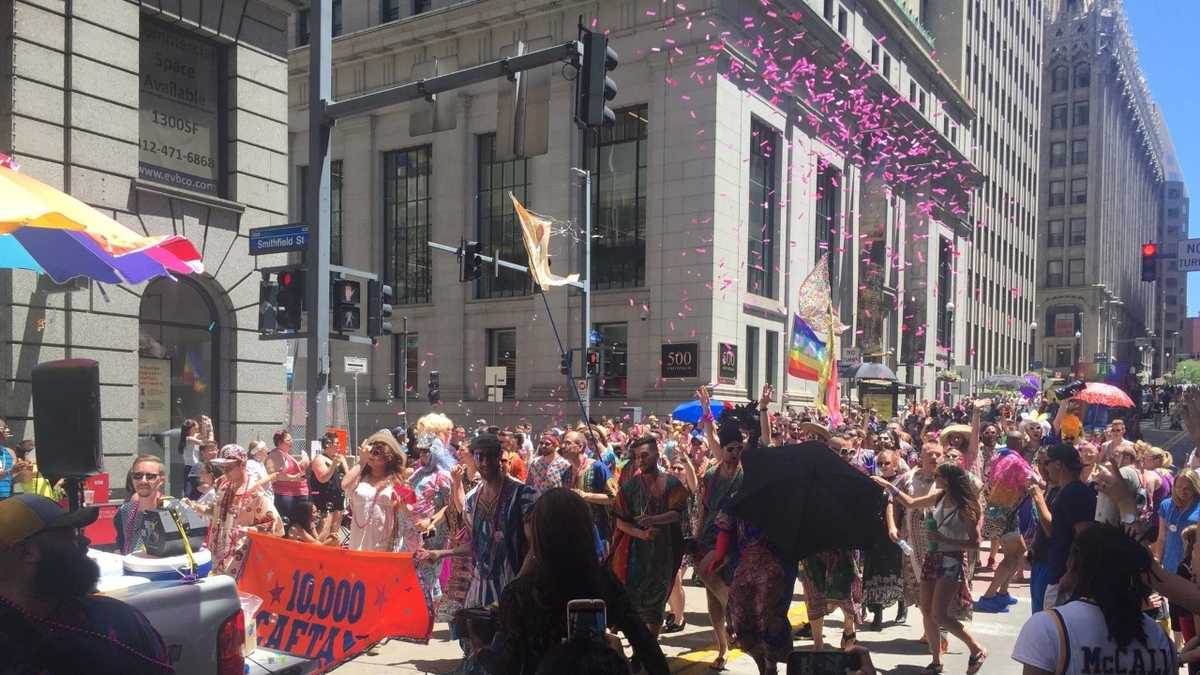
[1073,382,1135,409]
[0,157,202,284]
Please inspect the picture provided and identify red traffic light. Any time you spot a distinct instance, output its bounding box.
[1142,243,1158,257]
[280,271,295,287]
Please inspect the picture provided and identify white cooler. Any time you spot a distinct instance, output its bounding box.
[123,548,213,581]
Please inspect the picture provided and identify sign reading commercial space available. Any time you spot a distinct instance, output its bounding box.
[249,223,309,255]
[139,20,221,195]
[1178,239,1200,272]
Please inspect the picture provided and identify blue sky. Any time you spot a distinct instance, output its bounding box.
[1123,3,1200,315]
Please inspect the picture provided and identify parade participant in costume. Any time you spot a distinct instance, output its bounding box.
[190,445,283,577]
[894,443,945,647]
[801,436,865,650]
[693,385,749,668]
[417,433,536,610]
[410,430,457,607]
[528,432,572,492]
[608,434,689,635]
[976,430,1037,612]
[342,431,417,553]
[562,430,613,553]
[864,448,908,630]
[879,462,987,674]
[705,437,796,675]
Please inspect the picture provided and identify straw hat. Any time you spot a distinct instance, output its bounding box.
[938,424,972,446]
[796,421,832,442]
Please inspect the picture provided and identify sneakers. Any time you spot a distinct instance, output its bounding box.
[973,595,1010,613]
[996,592,1019,606]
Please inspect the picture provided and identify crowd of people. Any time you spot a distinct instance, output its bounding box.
[19,378,1200,674]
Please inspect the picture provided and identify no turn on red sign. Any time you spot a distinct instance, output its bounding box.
[1177,239,1200,272]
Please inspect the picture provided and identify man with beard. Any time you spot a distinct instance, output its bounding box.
[114,455,167,555]
[417,433,536,610]
[609,435,689,636]
[527,431,571,493]
[0,495,172,673]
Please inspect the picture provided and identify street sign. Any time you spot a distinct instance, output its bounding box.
[343,356,368,374]
[1094,352,1109,363]
[576,378,589,396]
[249,223,308,255]
[1178,238,1200,272]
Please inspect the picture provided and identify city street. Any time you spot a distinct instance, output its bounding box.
[338,546,1029,674]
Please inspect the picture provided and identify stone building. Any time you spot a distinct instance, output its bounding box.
[287,0,978,431]
[0,0,294,491]
[1035,0,1169,382]
[1155,117,1188,376]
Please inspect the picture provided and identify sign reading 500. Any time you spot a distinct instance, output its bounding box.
[138,20,220,195]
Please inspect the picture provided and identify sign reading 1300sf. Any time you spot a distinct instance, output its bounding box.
[138,20,221,195]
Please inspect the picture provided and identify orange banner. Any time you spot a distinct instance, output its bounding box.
[237,532,432,671]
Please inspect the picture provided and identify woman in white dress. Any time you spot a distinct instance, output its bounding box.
[343,430,418,552]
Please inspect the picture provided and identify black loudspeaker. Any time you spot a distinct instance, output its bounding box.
[32,359,102,479]
[141,506,209,558]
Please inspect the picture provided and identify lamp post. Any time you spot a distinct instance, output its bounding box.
[1074,330,1083,378]
[945,301,955,402]
[1029,321,1038,371]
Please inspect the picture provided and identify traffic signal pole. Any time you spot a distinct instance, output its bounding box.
[301,0,601,440]
[305,0,334,445]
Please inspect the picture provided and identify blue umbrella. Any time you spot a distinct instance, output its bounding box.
[670,399,727,424]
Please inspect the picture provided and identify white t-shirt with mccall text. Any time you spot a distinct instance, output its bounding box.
[1012,600,1175,675]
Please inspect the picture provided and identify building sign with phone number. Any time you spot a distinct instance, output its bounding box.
[139,21,221,195]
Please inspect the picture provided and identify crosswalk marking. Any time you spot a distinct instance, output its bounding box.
[667,603,809,674]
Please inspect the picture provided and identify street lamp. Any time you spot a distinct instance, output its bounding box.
[1075,330,1083,377]
[1029,321,1038,371]
[945,302,956,402]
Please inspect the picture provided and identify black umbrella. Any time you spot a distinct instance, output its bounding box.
[727,441,890,562]
[853,362,897,381]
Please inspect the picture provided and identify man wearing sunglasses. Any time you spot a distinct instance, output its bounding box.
[0,495,173,672]
[114,455,167,555]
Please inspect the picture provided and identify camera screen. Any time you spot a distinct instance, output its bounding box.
[567,600,607,640]
[786,650,854,675]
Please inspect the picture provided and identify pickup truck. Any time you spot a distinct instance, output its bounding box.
[93,552,314,675]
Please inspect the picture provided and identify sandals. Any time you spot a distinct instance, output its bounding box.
[662,615,687,633]
[967,650,988,674]
[709,655,727,671]
[841,631,857,647]
[921,663,944,674]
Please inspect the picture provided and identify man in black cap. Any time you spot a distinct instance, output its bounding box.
[1035,443,1097,609]
[0,494,172,673]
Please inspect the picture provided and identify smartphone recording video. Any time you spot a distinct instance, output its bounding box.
[567,599,607,641]
[786,649,861,675]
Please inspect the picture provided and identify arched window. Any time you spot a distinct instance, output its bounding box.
[1051,66,1069,92]
[138,277,219,440]
[1073,62,1090,88]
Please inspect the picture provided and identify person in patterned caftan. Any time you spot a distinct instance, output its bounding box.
[608,435,689,634]
[705,502,797,674]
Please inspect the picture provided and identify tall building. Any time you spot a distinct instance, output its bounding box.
[0,0,292,489]
[287,0,978,429]
[1155,114,1188,375]
[934,0,1044,384]
[1035,0,1168,382]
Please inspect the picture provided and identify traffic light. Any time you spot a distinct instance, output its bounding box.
[367,279,394,337]
[560,350,573,376]
[427,370,440,405]
[332,277,361,332]
[275,268,306,331]
[258,273,279,334]
[585,349,600,377]
[575,26,618,128]
[1141,242,1158,282]
[460,240,483,282]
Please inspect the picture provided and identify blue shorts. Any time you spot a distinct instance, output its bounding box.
[1030,561,1052,614]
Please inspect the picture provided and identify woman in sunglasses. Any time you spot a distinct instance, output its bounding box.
[343,431,417,553]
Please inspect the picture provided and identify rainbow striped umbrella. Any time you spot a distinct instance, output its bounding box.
[0,157,202,284]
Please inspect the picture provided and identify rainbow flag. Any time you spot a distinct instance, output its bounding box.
[788,314,826,381]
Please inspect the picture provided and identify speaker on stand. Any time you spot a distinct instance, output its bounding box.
[31,359,103,512]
